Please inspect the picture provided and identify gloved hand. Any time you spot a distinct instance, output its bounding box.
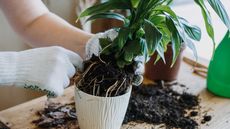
[0,46,83,97]
[85,29,144,86]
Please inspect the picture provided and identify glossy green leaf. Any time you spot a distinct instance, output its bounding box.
[113,28,130,51]
[147,0,163,10]
[123,40,141,62]
[156,43,166,63]
[195,0,215,49]
[136,28,145,38]
[153,19,171,50]
[124,52,133,62]
[154,5,178,21]
[79,1,131,18]
[207,0,230,30]
[149,15,165,25]
[144,19,163,55]
[135,0,149,19]
[140,38,149,62]
[179,17,201,41]
[154,54,161,64]
[167,16,198,60]
[163,0,173,5]
[131,0,140,8]
[166,17,181,66]
[86,12,126,22]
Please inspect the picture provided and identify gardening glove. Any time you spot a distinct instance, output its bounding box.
[85,29,144,86]
[0,46,83,97]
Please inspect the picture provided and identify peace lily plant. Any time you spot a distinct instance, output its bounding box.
[79,0,230,67]
[74,1,230,129]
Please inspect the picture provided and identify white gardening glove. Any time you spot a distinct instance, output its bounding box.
[0,46,83,97]
[85,29,144,86]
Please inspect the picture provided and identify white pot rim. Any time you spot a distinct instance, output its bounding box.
[75,85,132,99]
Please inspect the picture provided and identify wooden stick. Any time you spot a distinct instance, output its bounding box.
[183,57,208,78]
[183,57,208,69]
[193,70,207,78]
[194,67,208,74]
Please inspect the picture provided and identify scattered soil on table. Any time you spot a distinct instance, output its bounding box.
[76,55,134,97]
[33,82,212,129]
[124,82,211,129]
[190,111,198,117]
[32,102,78,129]
[201,115,212,124]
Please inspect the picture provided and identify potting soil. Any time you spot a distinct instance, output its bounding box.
[77,55,133,97]
[124,82,211,129]
[32,102,79,129]
[0,120,10,129]
[33,83,211,129]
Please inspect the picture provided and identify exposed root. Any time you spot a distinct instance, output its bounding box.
[106,81,118,97]
[115,78,126,96]
[82,62,98,79]
[75,55,133,97]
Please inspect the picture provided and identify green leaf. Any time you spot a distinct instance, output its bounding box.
[207,0,230,30]
[135,0,149,20]
[131,0,140,8]
[136,28,145,38]
[140,38,149,62]
[123,40,141,61]
[195,0,215,49]
[79,1,131,18]
[178,17,201,41]
[113,28,130,51]
[166,17,181,66]
[124,51,134,62]
[144,19,163,55]
[86,12,126,22]
[149,15,166,25]
[163,0,173,5]
[157,24,171,50]
[156,43,166,63]
[147,0,164,10]
[154,5,178,21]
[167,16,198,60]
[154,54,161,64]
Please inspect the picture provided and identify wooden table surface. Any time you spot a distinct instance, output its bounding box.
[1,56,230,129]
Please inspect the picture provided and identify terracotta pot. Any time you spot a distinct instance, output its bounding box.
[145,44,186,81]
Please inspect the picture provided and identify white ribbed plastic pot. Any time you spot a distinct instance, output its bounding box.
[74,86,132,129]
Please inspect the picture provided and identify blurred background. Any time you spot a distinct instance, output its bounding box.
[0,0,229,111]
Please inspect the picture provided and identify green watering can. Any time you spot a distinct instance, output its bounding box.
[207,31,230,98]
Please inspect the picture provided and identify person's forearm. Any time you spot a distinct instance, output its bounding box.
[0,0,92,57]
[20,12,92,57]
